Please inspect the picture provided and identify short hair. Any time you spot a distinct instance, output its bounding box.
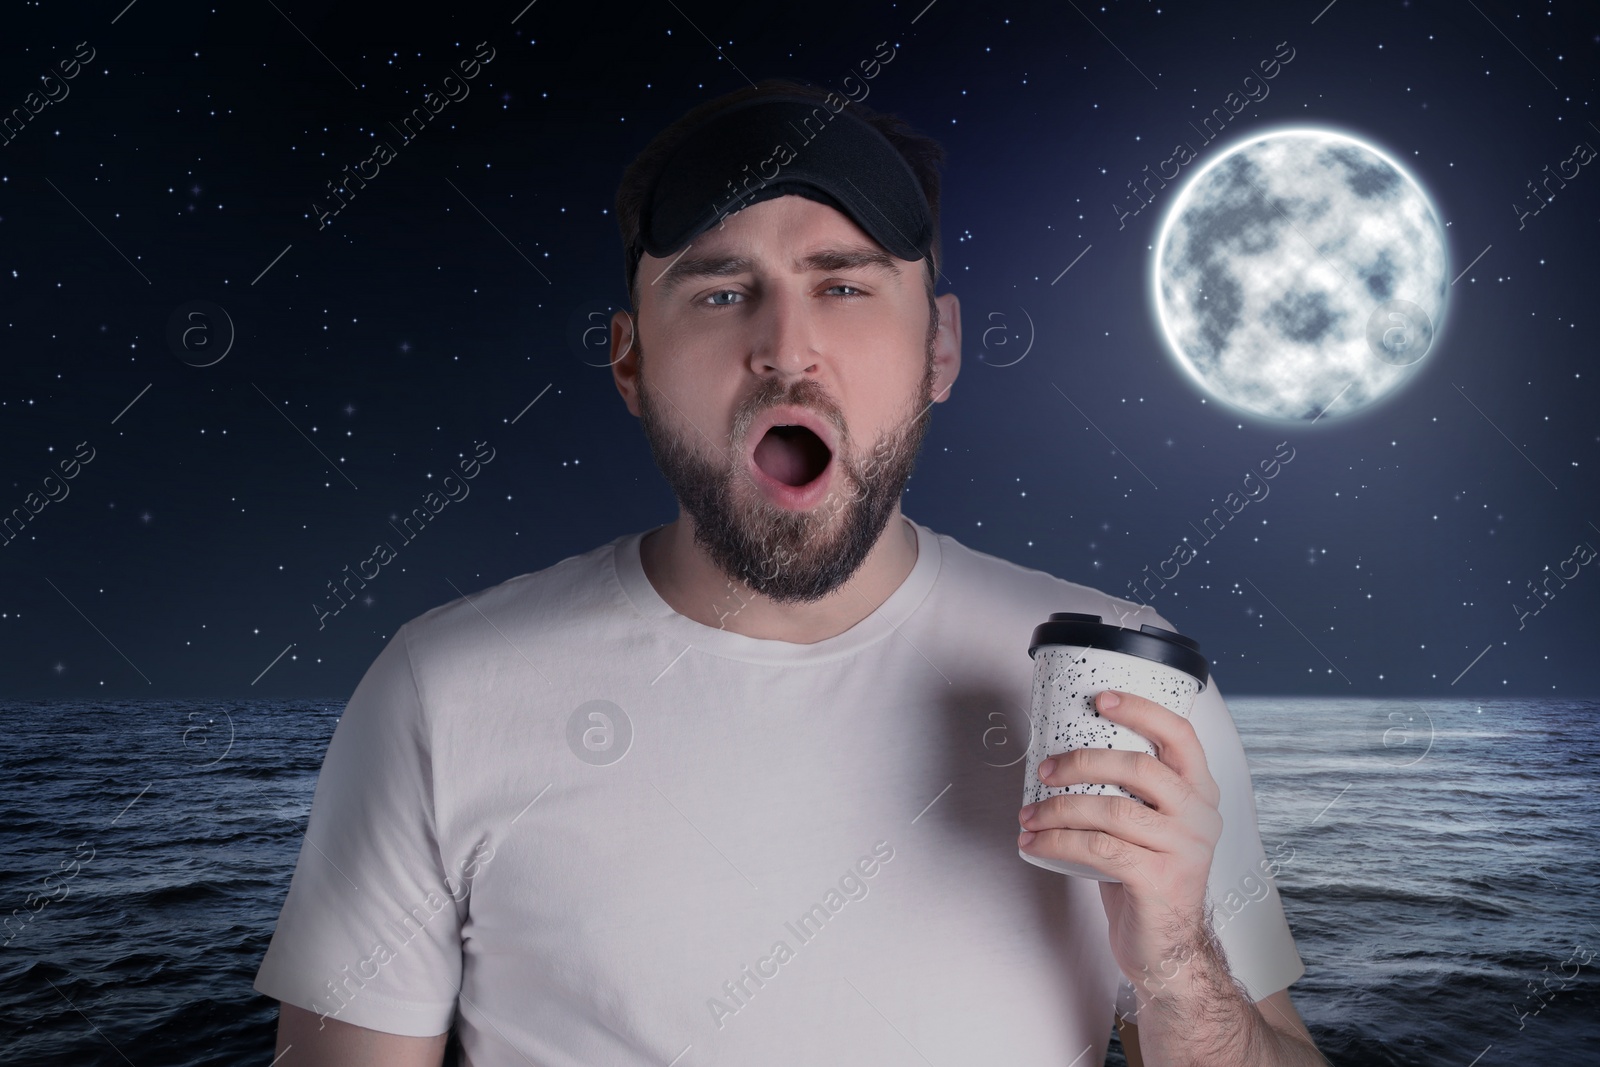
[615,77,946,311]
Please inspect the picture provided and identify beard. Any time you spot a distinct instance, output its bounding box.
[634,307,938,604]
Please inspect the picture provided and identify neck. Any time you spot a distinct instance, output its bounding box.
[639,509,918,644]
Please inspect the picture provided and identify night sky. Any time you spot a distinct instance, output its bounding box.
[1,0,1596,700]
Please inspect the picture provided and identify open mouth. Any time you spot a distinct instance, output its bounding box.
[752,424,833,487]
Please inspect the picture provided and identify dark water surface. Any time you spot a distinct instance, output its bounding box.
[2,698,1596,1064]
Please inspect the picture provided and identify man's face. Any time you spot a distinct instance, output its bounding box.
[616,195,948,603]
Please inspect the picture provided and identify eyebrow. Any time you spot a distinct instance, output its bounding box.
[654,244,901,297]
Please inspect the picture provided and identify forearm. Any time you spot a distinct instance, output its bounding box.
[1129,930,1322,1067]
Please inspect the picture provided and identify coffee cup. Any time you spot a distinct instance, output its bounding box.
[1020,612,1211,881]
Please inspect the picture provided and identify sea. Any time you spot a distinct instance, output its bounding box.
[2,697,1597,1065]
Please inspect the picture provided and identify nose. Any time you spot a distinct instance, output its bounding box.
[748,284,820,379]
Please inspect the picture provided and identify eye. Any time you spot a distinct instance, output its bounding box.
[704,290,742,306]
[826,284,865,298]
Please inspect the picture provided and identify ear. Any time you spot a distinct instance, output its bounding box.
[609,309,641,417]
[931,291,961,403]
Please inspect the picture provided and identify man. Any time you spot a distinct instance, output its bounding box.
[256,78,1325,1065]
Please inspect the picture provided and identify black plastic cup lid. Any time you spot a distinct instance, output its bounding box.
[1027,611,1210,691]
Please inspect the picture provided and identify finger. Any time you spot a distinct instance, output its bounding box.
[1039,747,1190,814]
[1093,690,1219,805]
[1022,791,1176,854]
[1020,823,1157,880]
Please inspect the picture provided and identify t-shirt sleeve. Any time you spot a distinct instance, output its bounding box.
[1113,615,1306,1021]
[253,622,462,1037]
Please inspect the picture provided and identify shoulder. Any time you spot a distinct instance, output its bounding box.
[395,534,627,674]
[919,521,1173,632]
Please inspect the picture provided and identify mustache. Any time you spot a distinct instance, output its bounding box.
[733,383,847,453]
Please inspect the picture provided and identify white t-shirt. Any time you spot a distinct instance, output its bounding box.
[255,516,1304,1065]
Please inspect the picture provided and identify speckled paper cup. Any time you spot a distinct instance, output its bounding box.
[1020,612,1211,881]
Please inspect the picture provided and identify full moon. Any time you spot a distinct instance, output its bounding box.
[1153,128,1449,422]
